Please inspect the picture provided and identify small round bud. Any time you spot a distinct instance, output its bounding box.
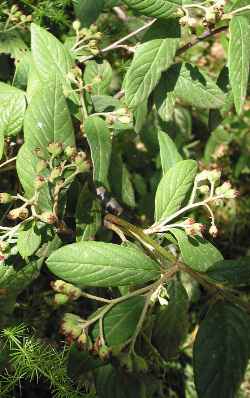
[54,293,69,305]
[98,344,110,361]
[95,32,102,40]
[26,15,32,22]
[0,193,14,204]
[205,9,216,23]
[199,185,210,194]
[132,354,148,373]
[8,207,29,221]
[48,142,63,157]
[35,176,46,190]
[65,146,77,159]
[179,15,189,26]
[0,241,9,253]
[209,225,218,238]
[73,20,81,31]
[39,212,57,225]
[90,24,98,33]
[61,313,84,340]
[77,331,88,347]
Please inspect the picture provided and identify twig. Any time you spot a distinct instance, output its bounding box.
[79,18,156,62]
[177,25,228,56]
[0,156,17,170]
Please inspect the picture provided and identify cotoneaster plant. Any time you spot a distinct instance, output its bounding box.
[0,0,250,397]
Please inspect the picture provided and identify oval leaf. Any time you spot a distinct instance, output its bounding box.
[155,160,197,222]
[206,257,250,286]
[92,296,145,346]
[124,20,180,108]
[152,279,189,359]
[194,302,249,398]
[0,83,26,136]
[85,116,111,187]
[122,0,180,19]
[158,130,182,173]
[24,74,75,155]
[171,228,223,272]
[228,15,250,114]
[46,241,161,287]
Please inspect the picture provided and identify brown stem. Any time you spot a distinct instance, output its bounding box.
[177,25,228,56]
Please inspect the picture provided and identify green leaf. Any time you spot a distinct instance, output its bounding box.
[24,74,75,155]
[0,130,4,161]
[228,16,250,114]
[73,0,104,26]
[193,302,249,398]
[154,71,177,121]
[92,95,121,113]
[206,257,250,286]
[122,0,181,19]
[124,20,180,108]
[0,31,28,60]
[84,60,113,95]
[16,144,52,211]
[76,184,102,241]
[31,23,73,83]
[17,224,42,258]
[109,149,135,208]
[163,63,225,109]
[0,83,26,136]
[158,130,182,173]
[85,116,112,187]
[46,241,160,287]
[92,296,145,346]
[155,160,197,222]
[152,279,189,359]
[171,228,223,272]
[95,364,145,398]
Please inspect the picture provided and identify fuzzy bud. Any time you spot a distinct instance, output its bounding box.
[72,20,81,31]
[61,313,84,340]
[199,185,210,194]
[51,280,82,300]
[48,142,63,157]
[35,175,46,190]
[34,147,46,159]
[185,223,205,237]
[0,193,14,204]
[54,293,69,305]
[77,330,88,347]
[8,207,29,220]
[209,225,218,238]
[64,146,77,159]
[98,344,111,361]
[39,211,57,225]
[132,354,148,373]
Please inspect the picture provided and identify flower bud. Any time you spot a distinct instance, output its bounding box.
[90,24,98,33]
[54,293,69,305]
[72,20,81,31]
[77,330,88,347]
[61,313,84,340]
[0,241,9,253]
[64,146,77,159]
[8,207,29,220]
[199,185,210,194]
[35,176,46,190]
[205,10,216,23]
[74,152,89,172]
[39,212,57,225]
[51,280,82,300]
[0,193,14,204]
[98,344,111,361]
[48,142,63,157]
[185,223,205,237]
[132,354,148,373]
[209,225,218,238]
